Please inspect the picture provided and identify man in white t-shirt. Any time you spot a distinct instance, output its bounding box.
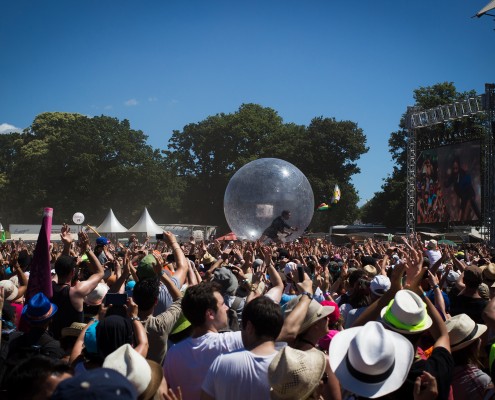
[425,239,442,266]
[163,281,244,400]
[200,296,284,400]
[163,275,315,400]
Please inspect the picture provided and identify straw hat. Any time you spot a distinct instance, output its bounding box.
[61,322,87,338]
[0,280,18,301]
[445,313,487,351]
[330,321,414,399]
[427,240,438,250]
[84,282,109,306]
[103,344,163,400]
[482,263,495,281]
[380,290,432,334]
[363,265,378,276]
[269,347,326,400]
[284,297,335,334]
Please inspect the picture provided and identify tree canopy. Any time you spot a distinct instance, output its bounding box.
[0,112,182,226]
[165,104,368,232]
[2,106,368,233]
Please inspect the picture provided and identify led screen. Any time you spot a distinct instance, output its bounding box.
[416,140,481,224]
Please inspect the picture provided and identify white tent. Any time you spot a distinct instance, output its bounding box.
[96,209,128,233]
[127,207,163,235]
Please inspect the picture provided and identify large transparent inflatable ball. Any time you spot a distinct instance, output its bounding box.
[224,158,314,241]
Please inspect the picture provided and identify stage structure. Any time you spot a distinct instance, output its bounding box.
[405,83,495,245]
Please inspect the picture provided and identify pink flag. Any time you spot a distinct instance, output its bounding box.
[26,207,53,301]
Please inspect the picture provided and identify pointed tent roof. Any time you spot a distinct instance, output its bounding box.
[96,209,128,233]
[127,208,163,235]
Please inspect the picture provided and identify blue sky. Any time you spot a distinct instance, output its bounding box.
[1,1,493,207]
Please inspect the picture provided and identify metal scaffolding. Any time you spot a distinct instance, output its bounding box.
[405,83,495,245]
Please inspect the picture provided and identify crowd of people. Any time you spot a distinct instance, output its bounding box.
[1,226,495,400]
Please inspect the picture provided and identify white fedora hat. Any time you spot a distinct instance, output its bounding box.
[380,289,432,334]
[445,313,487,351]
[329,321,414,399]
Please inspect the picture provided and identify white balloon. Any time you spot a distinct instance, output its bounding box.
[72,212,85,225]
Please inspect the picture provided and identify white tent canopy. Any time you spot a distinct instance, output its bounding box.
[127,207,163,235]
[96,209,128,233]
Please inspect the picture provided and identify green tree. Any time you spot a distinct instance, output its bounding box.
[166,105,368,232]
[165,104,286,228]
[1,112,181,226]
[265,117,368,230]
[361,82,477,226]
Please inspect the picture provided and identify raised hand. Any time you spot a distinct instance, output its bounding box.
[60,223,73,246]
[78,231,90,252]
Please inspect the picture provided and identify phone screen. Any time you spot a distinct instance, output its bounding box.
[297,265,304,282]
[104,293,128,306]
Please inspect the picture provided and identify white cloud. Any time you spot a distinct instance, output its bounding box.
[148,96,158,102]
[0,123,22,134]
[124,98,138,106]
[104,105,113,110]
[169,99,179,105]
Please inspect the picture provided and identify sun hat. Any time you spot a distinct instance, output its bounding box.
[201,253,216,265]
[284,262,297,276]
[482,263,495,281]
[103,344,163,400]
[446,270,460,284]
[317,329,340,351]
[84,283,109,306]
[370,275,391,296]
[380,290,432,334]
[170,314,191,335]
[212,267,238,295]
[478,283,490,300]
[329,321,414,399]
[445,313,487,351]
[427,239,438,250]
[363,264,378,276]
[61,322,87,338]
[136,255,157,281]
[284,297,335,334]
[22,292,58,325]
[320,300,340,324]
[269,347,326,400]
[0,279,18,301]
[51,368,137,400]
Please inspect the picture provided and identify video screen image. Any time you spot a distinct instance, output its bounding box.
[416,140,481,224]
